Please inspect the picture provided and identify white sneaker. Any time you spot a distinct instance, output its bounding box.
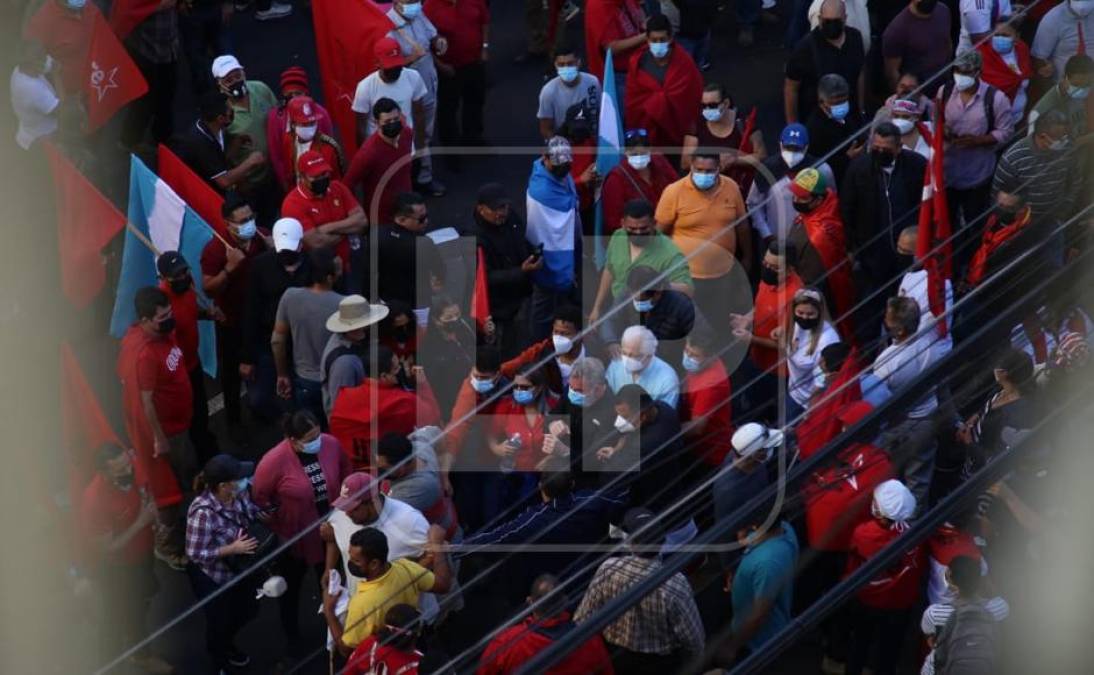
[256,2,293,20]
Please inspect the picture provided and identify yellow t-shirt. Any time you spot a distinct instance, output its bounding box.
[342,559,435,647]
[654,174,744,279]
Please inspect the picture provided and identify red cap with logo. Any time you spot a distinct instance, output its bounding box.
[297,150,332,178]
[287,95,319,125]
[374,37,406,69]
[333,472,378,512]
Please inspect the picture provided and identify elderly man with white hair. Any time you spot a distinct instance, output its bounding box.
[548,357,618,488]
[605,325,681,407]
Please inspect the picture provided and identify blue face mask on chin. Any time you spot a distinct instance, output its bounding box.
[633,298,655,313]
[567,388,586,407]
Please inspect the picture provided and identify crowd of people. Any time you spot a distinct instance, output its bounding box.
[13,0,1094,673]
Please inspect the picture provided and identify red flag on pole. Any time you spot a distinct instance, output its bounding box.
[914,100,953,338]
[45,142,126,308]
[311,0,395,155]
[24,0,96,96]
[108,0,161,40]
[471,247,492,331]
[61,342,122,508]
[158,143,228,239]
[85,7,148,132]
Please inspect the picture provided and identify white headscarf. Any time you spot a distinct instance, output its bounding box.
[872,479,916,531]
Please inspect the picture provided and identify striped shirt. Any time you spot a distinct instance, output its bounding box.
[992,137,1079,225]
[920,597,1010,675]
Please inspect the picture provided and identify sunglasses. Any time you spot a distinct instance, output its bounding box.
[624,128,648,140]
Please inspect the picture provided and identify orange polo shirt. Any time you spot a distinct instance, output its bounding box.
[654,174,744,279]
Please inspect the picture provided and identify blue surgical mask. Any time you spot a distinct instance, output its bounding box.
[691,171,717,190]
[633,298,655,313]
[299,437,322,454]
[567,388,586,407]
[470,376,495,394]
[234,219,257,241]
[649,42,671,59]
[400,1,423,18]
[701,107,723,122]
[829,101,850,121]
[513,389,535,405]
[682,353,702,373]
[627,153,651,170]
[236,477,250,493]
[991,35,1014,54]
[65,0,86,8]
[1068,83,1091,100]
[557,66,579,84]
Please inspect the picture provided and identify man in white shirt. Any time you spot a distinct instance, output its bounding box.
[896,226,955,363]
[1032,0,1094,81]
[352,37,429,151]
[872,296,940,514]
[10,43,58,150]
[956,0,1012,53]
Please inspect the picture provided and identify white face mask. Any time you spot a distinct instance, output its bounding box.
[622,355,646,373]
[781,149,805,168]
[552,334,574,354]
[614,415,636,434]
[953,72,977,91]
[892,118,915,135]
[627,153,651,170]
[296,124,318,142]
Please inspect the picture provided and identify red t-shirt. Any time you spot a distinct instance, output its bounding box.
[199,235,265,326]
[343,127,414,226]
[80,472,154,566]
[478,613,615,675]
[803,443,894,552]
[750,273,804,374]
[160,282,200,372]
[344,636,421,675]
[123,327,193,437]
[488,396,560,472]
[425,0,490,68]
[680,359,733,466]
[280,181,359,270]
[844,519,926,610]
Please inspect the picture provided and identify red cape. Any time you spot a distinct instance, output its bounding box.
[624,45,704,150]
[584,0,644,81]
[802,442,893,551]
[797,190,857,342]
[328,378,441,471]
[978,40,1032,102]
[796,350,864,459]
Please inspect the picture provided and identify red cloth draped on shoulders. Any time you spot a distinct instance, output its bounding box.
[624,45,704,150]
[584,0,645,81]
[796,189,857,342]
[977,39,1032,102]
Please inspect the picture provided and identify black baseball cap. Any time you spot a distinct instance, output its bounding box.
[203,454,255,486]
[156,251,189,278]
[476,183,511,209]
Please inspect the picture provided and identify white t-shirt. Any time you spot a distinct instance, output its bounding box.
[328,496,438,621]
[351,68,429,136]
[1031,4,1094,81]
[872,332,939,419]
[10,66,59,150]
[788,321,840,406]
[899,269,954,361]
[956,0,1013,54]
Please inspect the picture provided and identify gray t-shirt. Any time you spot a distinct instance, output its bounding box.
[537,73,601,129]
[274,288,344,382]
[388,8,439,91]
[1031,4,1094,82]
[321,332,365,415]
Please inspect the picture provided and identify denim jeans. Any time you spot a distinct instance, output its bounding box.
[247,347,285,423]
[738,0,762,26]
[292,376,328,430]
[784,0,812,47]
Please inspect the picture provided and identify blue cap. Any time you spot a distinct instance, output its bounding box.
[780,123,809,148]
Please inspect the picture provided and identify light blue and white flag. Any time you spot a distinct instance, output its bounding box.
[526,159,578,292]
[593,48,623,269]
[110,155,218,378]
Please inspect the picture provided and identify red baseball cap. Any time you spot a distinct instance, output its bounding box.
[287,95,319,126]
[297,150,332,178]
[333,472,378,512]
[374,37,406,70]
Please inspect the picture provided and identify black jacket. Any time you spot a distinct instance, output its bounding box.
[461,211,533,322]
[840,149,927,283]
[805,108,868,187]
[552,393,620,490]
[241,251,312,363]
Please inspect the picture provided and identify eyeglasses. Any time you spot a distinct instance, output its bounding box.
[624,128,648,140]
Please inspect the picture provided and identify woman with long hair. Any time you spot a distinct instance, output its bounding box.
[774,287,840,421]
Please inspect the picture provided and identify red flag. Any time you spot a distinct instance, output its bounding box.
[45,143,126,308]
[311,0,395,155]
[84,8,148,131]
[796,348,864,460]
[471,247,491,331]
[108,0,161,40]
[24,0,96,96]
[61,342,122,507]
[737,107,759,154]
[158,144,227,239]
[915,100,953,338]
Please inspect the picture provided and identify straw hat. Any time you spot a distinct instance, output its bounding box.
[326,295,389,333]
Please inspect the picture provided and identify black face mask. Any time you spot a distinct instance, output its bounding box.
[549,162,572,179]
[346,561,369,579]
[277,250,301,267]
[760,266,780,286]
[381,67,403,82]
[792,200,814,214]
[227,81,248,99]
[310,176,331,196]
[996,207,1020,225]
[917,0,938,13]
[872,150,896,169]
[156,316,176,334]
[820,18,845,40]
[795,315,821,330]
[628,232,652,247]
[567,121,592,143]
[169,277,192,294]
[393,326,411,342]
[381,119,403,139]
[895,252,916,272]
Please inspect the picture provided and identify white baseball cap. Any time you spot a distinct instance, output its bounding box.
[731,422,784,458]
[272,218,303,252]
[211,55,243,80]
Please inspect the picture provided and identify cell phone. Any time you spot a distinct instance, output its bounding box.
[530,244,545,261]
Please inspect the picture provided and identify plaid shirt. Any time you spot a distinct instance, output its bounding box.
[574,555,705,655]
[185,490,262,584]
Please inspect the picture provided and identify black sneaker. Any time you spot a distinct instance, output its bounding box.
[227,649,250,668]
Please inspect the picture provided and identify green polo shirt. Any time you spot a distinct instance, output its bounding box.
[227,80,278,154]
[605,228,693,299]
[1031,84,1087,139]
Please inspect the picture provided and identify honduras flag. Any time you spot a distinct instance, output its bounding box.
[110,155,218,378]
[593,48,623,269]
[526,159,579,291]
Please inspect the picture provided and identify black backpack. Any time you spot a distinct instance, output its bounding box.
[933,601,999,675]
[940,81,998,136]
